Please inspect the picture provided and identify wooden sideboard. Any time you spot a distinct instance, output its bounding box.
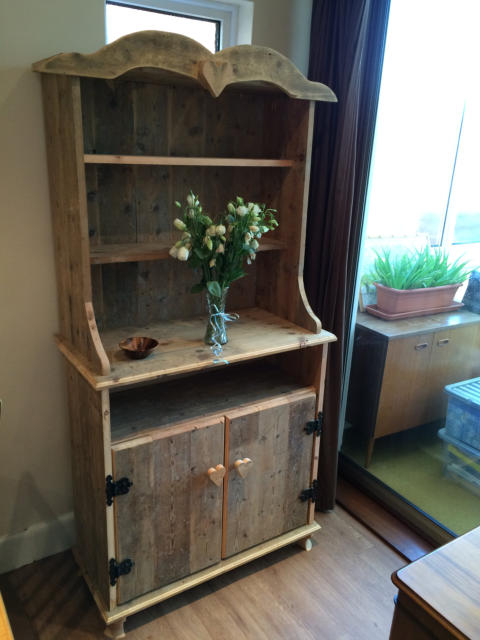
[346,310,480,467]
[390,526,480,639]
[33,32,337,638]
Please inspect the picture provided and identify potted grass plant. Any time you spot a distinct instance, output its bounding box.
[365,247,472,319]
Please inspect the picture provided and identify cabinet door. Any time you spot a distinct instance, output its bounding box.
[424,324,480,422]
[224,390,316,558]
[112,417,224,604]
[375,333,434,437]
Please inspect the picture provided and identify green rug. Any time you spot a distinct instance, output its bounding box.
[341,424,480,535]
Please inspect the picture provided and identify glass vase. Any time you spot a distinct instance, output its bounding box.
[204,286,229,346]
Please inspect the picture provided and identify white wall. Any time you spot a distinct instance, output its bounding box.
[0,0,106,573]
[0,0,313,573]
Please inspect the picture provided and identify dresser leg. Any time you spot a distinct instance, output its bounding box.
[105,617,127,639]
[296,536,313,551]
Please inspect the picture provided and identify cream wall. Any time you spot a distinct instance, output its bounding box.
[0,0,312,573]
[0,0,106,573]
[252,0,312,74]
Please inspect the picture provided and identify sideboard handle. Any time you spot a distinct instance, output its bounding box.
[234,458,253,478]
[437,338,450,346]
[414,342,428,350]
[207,464,226,486]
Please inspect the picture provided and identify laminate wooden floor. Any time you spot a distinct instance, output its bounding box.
[0,507,404,640]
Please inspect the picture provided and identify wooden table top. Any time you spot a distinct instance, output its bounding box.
[392,526,480,638]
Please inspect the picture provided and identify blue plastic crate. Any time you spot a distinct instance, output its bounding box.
[438,428,480,493]
[444,377,480,449]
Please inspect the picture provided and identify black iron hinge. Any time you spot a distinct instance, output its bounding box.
[299,480,319,503]
[106,475,133,506]
[109,558,134,586]
[305,412,323,436]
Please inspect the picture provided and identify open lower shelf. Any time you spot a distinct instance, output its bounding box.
[74,307,335,389]
[90,239,286,265]
[84,154,297,168]
[110,361,309,442]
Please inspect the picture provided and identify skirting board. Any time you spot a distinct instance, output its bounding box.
[0,512,74,574]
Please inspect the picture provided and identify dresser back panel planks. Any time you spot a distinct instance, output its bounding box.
[33,32,337,637]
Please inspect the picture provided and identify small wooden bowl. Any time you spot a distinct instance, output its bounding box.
[119,337,159,360]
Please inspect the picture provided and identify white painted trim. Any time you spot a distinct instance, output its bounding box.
[0,512,75,574]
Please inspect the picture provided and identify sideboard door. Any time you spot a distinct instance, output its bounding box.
[224,390,316,558]
[111,417,224,604]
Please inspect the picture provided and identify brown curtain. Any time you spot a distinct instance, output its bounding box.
[305,0,391,510]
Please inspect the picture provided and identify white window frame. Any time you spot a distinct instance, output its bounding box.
[105,0,253,49]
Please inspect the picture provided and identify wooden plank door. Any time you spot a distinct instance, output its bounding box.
[223,390,316,558]
[111,417,224,604]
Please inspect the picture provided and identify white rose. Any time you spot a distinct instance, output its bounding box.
[252,204,261,215]
[215,224,226,236]
[177,246,189,261]
[207,225,217,236]
[169,246,178,258]
[237,205,247,216]
[244,232,252,242]
[174,218,186,231]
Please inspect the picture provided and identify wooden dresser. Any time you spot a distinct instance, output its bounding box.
[346,310,480,466]
[32,32,337,638]
[390,526,480,639]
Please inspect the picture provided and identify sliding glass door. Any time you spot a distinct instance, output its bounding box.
[340,0,480,541]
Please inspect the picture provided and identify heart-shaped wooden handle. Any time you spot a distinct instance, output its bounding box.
[234,458,253,478]
[207,464,226,486]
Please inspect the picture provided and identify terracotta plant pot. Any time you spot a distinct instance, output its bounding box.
[375,282,462,314]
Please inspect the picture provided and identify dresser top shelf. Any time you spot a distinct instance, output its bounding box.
[84,154,297,167]
[89,239,285,265]
[57,307,336,390]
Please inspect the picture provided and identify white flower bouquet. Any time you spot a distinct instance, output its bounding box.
[170,192,278,345]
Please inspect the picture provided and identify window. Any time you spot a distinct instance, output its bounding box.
[106,0,253,51]
[365,0,479,265]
